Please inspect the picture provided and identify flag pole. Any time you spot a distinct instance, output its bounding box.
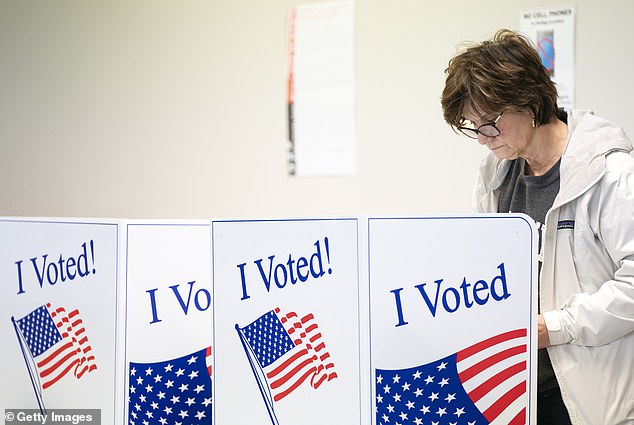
[12,316,47,415]
[235,324,279,425]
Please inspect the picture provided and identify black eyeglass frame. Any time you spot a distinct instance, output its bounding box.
[457,112,503,139]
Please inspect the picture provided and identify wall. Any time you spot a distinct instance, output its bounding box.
[1,0,633,219]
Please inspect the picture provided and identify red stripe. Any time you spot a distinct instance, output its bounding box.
[206,346,212,377]
[268,357,314,390]
[76,364,89,379]
[266,348,308,379]
[37,341,74,368]
[312,370,328,388]
[457,329,526,362]
[483,381,526,422]
[467,361,526,403]
[39,348,79,378]
[509,407,526,425]
[42,358,79,389]
[272,367,315,402]
[283,312,298,323]
[309,333,322,343]
[459,344,526,382]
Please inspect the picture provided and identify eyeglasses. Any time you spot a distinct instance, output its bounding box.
[457,113,503,139]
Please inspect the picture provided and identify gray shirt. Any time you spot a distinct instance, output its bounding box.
[497,156,561,393]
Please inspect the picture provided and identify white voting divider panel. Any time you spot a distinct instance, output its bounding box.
[0,214,537,425]
[212,218,362,425]
[369,215,538,425]
[123,221,213,425]
[0,218,120,424]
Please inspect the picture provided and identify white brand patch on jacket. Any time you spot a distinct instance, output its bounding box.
[557,220,575,230]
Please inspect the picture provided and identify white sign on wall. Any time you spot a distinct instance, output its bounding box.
[212,218,362,425]
[520,4,576,109]
[0,218,120,423]
[286,1,356,177]
[369,216,537,425]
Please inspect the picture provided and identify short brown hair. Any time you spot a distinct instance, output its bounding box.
[441,29,558,129]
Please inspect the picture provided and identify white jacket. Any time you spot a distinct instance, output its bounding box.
[474,110,634,425]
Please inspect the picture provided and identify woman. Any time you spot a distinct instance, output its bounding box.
[441,29,634,424]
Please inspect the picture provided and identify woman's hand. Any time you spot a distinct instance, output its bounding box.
[538,314,551,349]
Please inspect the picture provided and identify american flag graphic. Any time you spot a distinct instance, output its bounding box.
[237,307,337,403]
[127,346,212,425]
[375,329,528,425]
[15,303,97,390]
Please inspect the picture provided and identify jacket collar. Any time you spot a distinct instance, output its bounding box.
[475,110,633,212]
[557,110,632,205]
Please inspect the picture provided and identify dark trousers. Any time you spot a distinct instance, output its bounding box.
[537,387,573,425]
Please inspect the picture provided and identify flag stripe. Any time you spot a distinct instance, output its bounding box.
[483,380,526,422]
[206,346,213,377]
[76,363,94,379]
[459,344,526,382]
[510,407,527,425]
[39,348,78,378]
[268,356,314,389]
[468,360,526,403]
[309,333,322,343]
[37,341,74,368]
[272,366,316,402]
[266,348,308,379]
[457,328,526,362]
[42,358,80,389]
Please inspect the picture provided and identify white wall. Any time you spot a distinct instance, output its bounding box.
[1,0,633,219]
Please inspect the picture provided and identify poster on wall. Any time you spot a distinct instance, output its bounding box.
[286,1,356,177]
[212,218,362,425]
[123,221,213,425]
[369,216,537,425]
[0,218,120,424]
[519,4,576,109]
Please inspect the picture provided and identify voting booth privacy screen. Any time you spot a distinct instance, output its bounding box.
[0,215,537,425]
